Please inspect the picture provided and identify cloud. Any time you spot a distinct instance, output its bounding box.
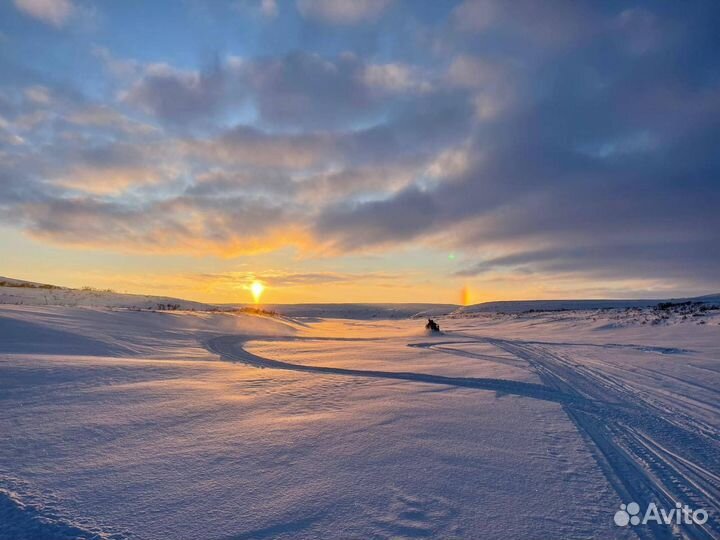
[447,55,504,89]
[119,52,431,129]
[295,163,417,205]
[186,169,291,199]
[2,0,720,297]
[65,105,157,135]
[0,56,472,253]
[242,52,461,129]
[309,0,720,285]
[450,0,497,32]
[186,125,333,169]
[23,85,52,105]
[93,47,141,80]
[9,194,307,256]
[260,0,278,18]
[450,0,591,44]
[316,187,439,250]
[14,0,74,27]
[614,8,663,55]
[362,63,430,94]
[296,0,393,25]
[51,140,172,194]
[123,62,229,125]
[199,269,402,288]
[446,55,513,120]
[455,241,720,293]
[245,51,377,129]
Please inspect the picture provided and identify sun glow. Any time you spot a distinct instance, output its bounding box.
[250,280,265,303]
[460,285,471,306]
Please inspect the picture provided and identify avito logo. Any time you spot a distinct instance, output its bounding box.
[614,502,708,527]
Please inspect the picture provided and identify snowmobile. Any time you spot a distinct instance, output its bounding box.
[425,318,441,333]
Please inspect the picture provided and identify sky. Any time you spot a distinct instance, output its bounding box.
[0,0,719,305]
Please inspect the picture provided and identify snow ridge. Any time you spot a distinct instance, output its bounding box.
[0,488,125,540]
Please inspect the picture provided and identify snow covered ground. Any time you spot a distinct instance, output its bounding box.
[0,277,213,311]
[1,303,718,539]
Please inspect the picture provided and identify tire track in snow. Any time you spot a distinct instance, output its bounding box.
[204,335,588,407]
[206,333,719,539]
[482,337,720,540]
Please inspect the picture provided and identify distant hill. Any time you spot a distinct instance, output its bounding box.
[0,276,60,288]
[0,276,214,310]
[3,275,718,317]
[253,295,720,319]
[231,303,460,320]
[456,295,720,315]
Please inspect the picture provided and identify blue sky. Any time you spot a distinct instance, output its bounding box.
[0,0,718,303]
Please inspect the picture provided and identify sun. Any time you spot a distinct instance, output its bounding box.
[250,280,265,304]
[460,285,471,306]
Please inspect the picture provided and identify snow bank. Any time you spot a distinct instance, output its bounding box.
[0,305,294,359]
[0,276,213,311]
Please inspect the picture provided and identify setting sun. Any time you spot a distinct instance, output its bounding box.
[250,281,265,304]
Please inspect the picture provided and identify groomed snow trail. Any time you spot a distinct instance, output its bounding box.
[482,337,720,540]
[207,332,720,540]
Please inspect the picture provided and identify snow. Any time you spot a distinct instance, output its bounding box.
[0,276,214,311]
[1,301,719,539]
